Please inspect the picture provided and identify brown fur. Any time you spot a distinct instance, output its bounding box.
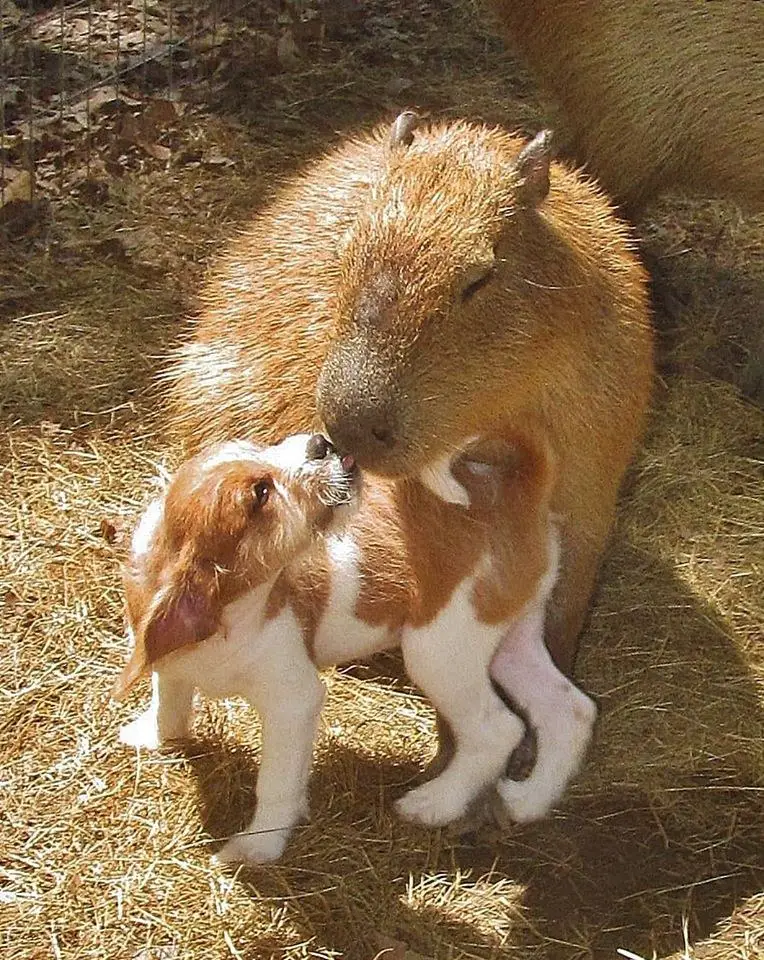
[264,539,332,661]
[166,119,654,673]
[379,433,553,629]
[260,430,557,683]
[485,0,764,216]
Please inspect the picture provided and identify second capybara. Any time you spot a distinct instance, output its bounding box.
[165,115,654,679]
[485,0,764,217]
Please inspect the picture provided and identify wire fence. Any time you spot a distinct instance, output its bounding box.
[0,0,327,231]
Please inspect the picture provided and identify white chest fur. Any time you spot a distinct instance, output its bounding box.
[311,532,393,669]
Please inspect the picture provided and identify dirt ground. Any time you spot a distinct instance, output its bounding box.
[1,1,762,958]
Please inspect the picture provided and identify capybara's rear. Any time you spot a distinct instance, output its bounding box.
[166,117,654,674]
[485,0,764,215]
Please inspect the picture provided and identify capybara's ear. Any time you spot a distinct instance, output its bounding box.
[389,110,420,149]
[514,129,553,206]
[111,564,218,700]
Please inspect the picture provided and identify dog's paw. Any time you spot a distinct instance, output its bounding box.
[119,711,163,750]
[212,829,289,866]
[119,709,189,750]
[396,781,469,828]
[494,777,554,823]
[496,690,597,823]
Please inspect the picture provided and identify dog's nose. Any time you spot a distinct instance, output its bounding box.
[306,433,333,461]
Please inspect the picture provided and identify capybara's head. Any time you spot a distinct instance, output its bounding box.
[316,117,560,477]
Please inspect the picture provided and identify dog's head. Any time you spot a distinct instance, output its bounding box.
[112,434,358,699]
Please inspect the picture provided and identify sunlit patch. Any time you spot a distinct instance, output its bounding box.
[402,871,528,948]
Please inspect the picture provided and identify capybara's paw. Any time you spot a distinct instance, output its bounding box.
[396,780,470,828]
[212,829,289,866]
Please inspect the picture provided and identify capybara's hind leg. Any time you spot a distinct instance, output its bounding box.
[543,519,613,677]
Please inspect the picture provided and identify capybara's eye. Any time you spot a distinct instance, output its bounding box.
[251,480,271,508]
[461,268,495,302]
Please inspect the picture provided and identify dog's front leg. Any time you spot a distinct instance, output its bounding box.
[490,601,598,822]
[119,668,195,750]
[214,622,326,865]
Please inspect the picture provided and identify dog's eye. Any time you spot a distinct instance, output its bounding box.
[252,480,271,508]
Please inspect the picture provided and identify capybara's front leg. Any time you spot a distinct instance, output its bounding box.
[543,505,618,677]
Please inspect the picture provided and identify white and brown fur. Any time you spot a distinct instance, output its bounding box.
[115,432,597,864]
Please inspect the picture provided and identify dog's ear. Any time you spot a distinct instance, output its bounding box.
[111,558,219,700]
[143,568,219,662]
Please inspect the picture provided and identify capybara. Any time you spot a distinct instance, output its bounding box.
[484,0,764,217]
[166,116,654,687]
[116,431,596,862]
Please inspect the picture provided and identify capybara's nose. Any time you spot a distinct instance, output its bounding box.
[316,340,402,469]
[306,433,333,461]
[321,408,398,466]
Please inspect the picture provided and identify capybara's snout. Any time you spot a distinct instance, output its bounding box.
[316,341,405,473]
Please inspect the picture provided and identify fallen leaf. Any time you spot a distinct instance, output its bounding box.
[99,517,124,545]
[116,112,144,145]
[142,98,181,130]
[87,85,122,113]
[140,140,172,161]
[1,168,32,206]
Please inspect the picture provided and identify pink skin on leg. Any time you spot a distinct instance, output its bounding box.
[489,601,598,822]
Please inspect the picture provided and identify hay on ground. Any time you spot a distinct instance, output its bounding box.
[1,1,762,957]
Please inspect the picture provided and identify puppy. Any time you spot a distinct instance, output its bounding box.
[115,431,596,863]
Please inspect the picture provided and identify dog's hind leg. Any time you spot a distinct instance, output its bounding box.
[490,601,598,823]
[395,581,526,828]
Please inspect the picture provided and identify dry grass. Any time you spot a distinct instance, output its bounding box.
[1,1,762,958]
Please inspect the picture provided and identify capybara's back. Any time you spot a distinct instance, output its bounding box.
[486,0,764,214]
